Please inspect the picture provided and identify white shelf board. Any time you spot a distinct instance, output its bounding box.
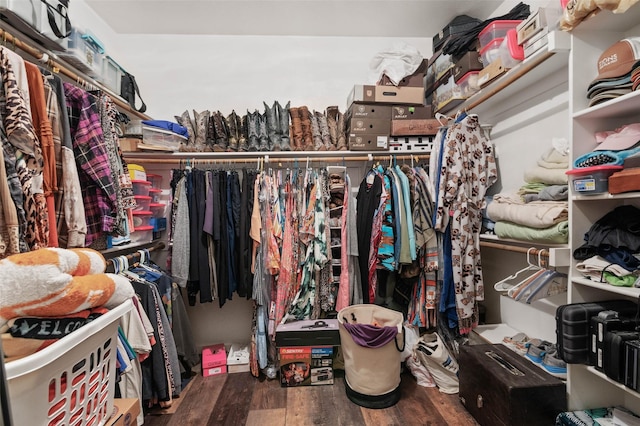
[473,323,521,344]
[573,90,640,121]
[572,191,640,201]
[572,276,640,298]
[446,31,570,118]
[587,366,640,397]
[572,5,640,32]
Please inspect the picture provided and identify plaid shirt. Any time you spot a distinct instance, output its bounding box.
[64,83,117,246]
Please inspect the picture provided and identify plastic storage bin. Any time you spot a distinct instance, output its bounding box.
[478,19,523,49]
[132,210,153,228]
[102,55,124,94]
[142,126,187,151]
[124,120,143,137]
[5,300,132,426]
[150,202,166,218]
[59,27,104,77]
[566,165,623,195]
[498,29,525,69]
[128,164,146,182]
[146,173,163,189]
[457,71,480,97]
[130,226,154,244]
[131,180,152,197]
[149,188,162,203]
[133,195,151,211]
[480,38,503,67]
[434,74,465,112]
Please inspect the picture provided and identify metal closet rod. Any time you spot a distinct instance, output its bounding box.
[0,27,150,120]
[480,241,549,257]
[124,153,430,164]
[105,241,166,267]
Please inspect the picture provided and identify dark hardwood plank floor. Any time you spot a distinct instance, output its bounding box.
[142,370,479,426]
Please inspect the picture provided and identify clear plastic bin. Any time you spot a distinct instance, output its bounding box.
[133,195,151,211]
[149,188,162,203]
[146,173,163,189]
[478,20,523,50]
[457,71,481,97]
[142,126,187,151]
[128,164,146,181]
[102,55,123,94]
[150,202,166,218]
[130,226,154,244]
[498,29,525,69]
[132,180,152,197]
[132,211,153,228]
[434,74,465,112]
[566,165,623,195]
[480,38,503,67]
[59,27,104,77]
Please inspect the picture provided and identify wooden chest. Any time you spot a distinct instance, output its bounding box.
[459,344,566,426]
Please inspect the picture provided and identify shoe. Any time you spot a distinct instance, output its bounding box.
[541,348,567,379]
[525,339,554,364]
[289,107,303,151]
[298,106,314,151]
[278,101,291,151]
[310,111,325,151]
[502,332,529,356]
[192,109,209,152]
[211,111,229,152]
[226,110,241,152]
[264,101,281,151]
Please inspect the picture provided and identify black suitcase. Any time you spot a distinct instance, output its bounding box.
[625,339,640,391]
[556,300,638,364]
[590,312,638,369]
[459,344,566,426]
[604,330,640,383]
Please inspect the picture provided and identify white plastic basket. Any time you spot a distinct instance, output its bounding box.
[5,300,132,426]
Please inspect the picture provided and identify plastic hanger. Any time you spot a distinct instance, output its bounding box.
[493,248,541,292]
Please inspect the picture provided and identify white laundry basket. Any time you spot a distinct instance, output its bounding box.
[337,304,405,408]
[5,300,132,426]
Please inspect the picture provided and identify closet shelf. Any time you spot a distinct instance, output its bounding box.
[479,235,570,267]
[573,276,640,298]
[572,191,640,201]
[442,30,571,119]
[586,366,640,396]
[101,240,164,258]
[0,23,151,121]
[573,90,640,121]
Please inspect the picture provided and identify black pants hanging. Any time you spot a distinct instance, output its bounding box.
[238,169,257,298]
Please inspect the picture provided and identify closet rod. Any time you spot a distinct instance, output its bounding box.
[0,27,151,120]
[105,241,166,267]
[124,153,430,164]
[480,241,549,257]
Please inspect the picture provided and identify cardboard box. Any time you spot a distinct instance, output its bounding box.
[378,59,427,87]
[227,343,250,373]
[275,319,341,347]
[279,346,334,387]
[347,85,424,106]
[452,51,484,83]
[391,119,440,136]
[478,57,507,87]
[346,103,392,120]
[348,134,389,151]
[391,105,433,120]
[118,137,141,152]
[389,136,435,153]
[203,365,227,377]
[105,398,140,426]
[202,343,226,369]
[347,118,391,135]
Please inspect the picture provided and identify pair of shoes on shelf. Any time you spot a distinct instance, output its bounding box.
[525,339,567,379]
[502,332,529,356]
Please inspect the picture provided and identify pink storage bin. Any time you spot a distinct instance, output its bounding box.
[478,20,523,50]
[150,203,166,218]
[133,195,151,211]
[146,173,163,189]
[498,29,525,69]
[149,188,162,203]
[132,210,153,228]
[130,226,153,244]
[132,180,152,197]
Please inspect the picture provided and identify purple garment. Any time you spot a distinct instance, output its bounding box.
[342,322,398,348]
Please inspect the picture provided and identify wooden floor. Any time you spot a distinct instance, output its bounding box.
[142,370,479,426]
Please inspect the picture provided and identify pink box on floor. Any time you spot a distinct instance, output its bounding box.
[202,343,227,377]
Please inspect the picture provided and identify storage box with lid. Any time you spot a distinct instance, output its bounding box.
[457,71,481,97]
[5,300,132,426]
[433,73,466,113]
[132,210,153,228]
[59,27,104,77]
[142,126,187,151]
[149,188,162,203]
[133,195,151,212]
[130,226,153,244]
[498,29,525,69]
[202,343,227,377]
[146,173,163,189]
[150,202,166,218]
[478,20,523,50]
[348,134,389,151]
[102,55,124,94]
[566,165,623,195]
[480,38,503,67]
[227,343,250,373]
[131,180,151,197]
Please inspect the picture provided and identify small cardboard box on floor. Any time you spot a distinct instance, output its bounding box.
[276,319,340,387]
[105,398,140,426]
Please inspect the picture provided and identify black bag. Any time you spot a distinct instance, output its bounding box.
[120,71,146,113]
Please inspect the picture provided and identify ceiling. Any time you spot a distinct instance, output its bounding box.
[85,0,507,38]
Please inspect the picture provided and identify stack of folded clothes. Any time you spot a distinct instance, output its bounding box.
[587,37,640,107]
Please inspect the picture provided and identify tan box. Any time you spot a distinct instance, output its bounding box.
[347,85,424,106]
[348,134,389,151]
[105,398,140,426]
[391,119,440,136]
[478,57,507,87]
[118,137,140,152]
[348,118,391,135]
[391,105,434,120]
[452,51,484,83]
[346,103,392,120]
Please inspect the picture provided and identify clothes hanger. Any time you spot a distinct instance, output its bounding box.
[493,248,541,292]
[508,250,547,299]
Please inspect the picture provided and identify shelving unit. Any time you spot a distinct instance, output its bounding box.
[566,4,640,413]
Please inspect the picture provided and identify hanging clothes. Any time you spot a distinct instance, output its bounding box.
[434,114,498,334]
[356,169,382,304]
